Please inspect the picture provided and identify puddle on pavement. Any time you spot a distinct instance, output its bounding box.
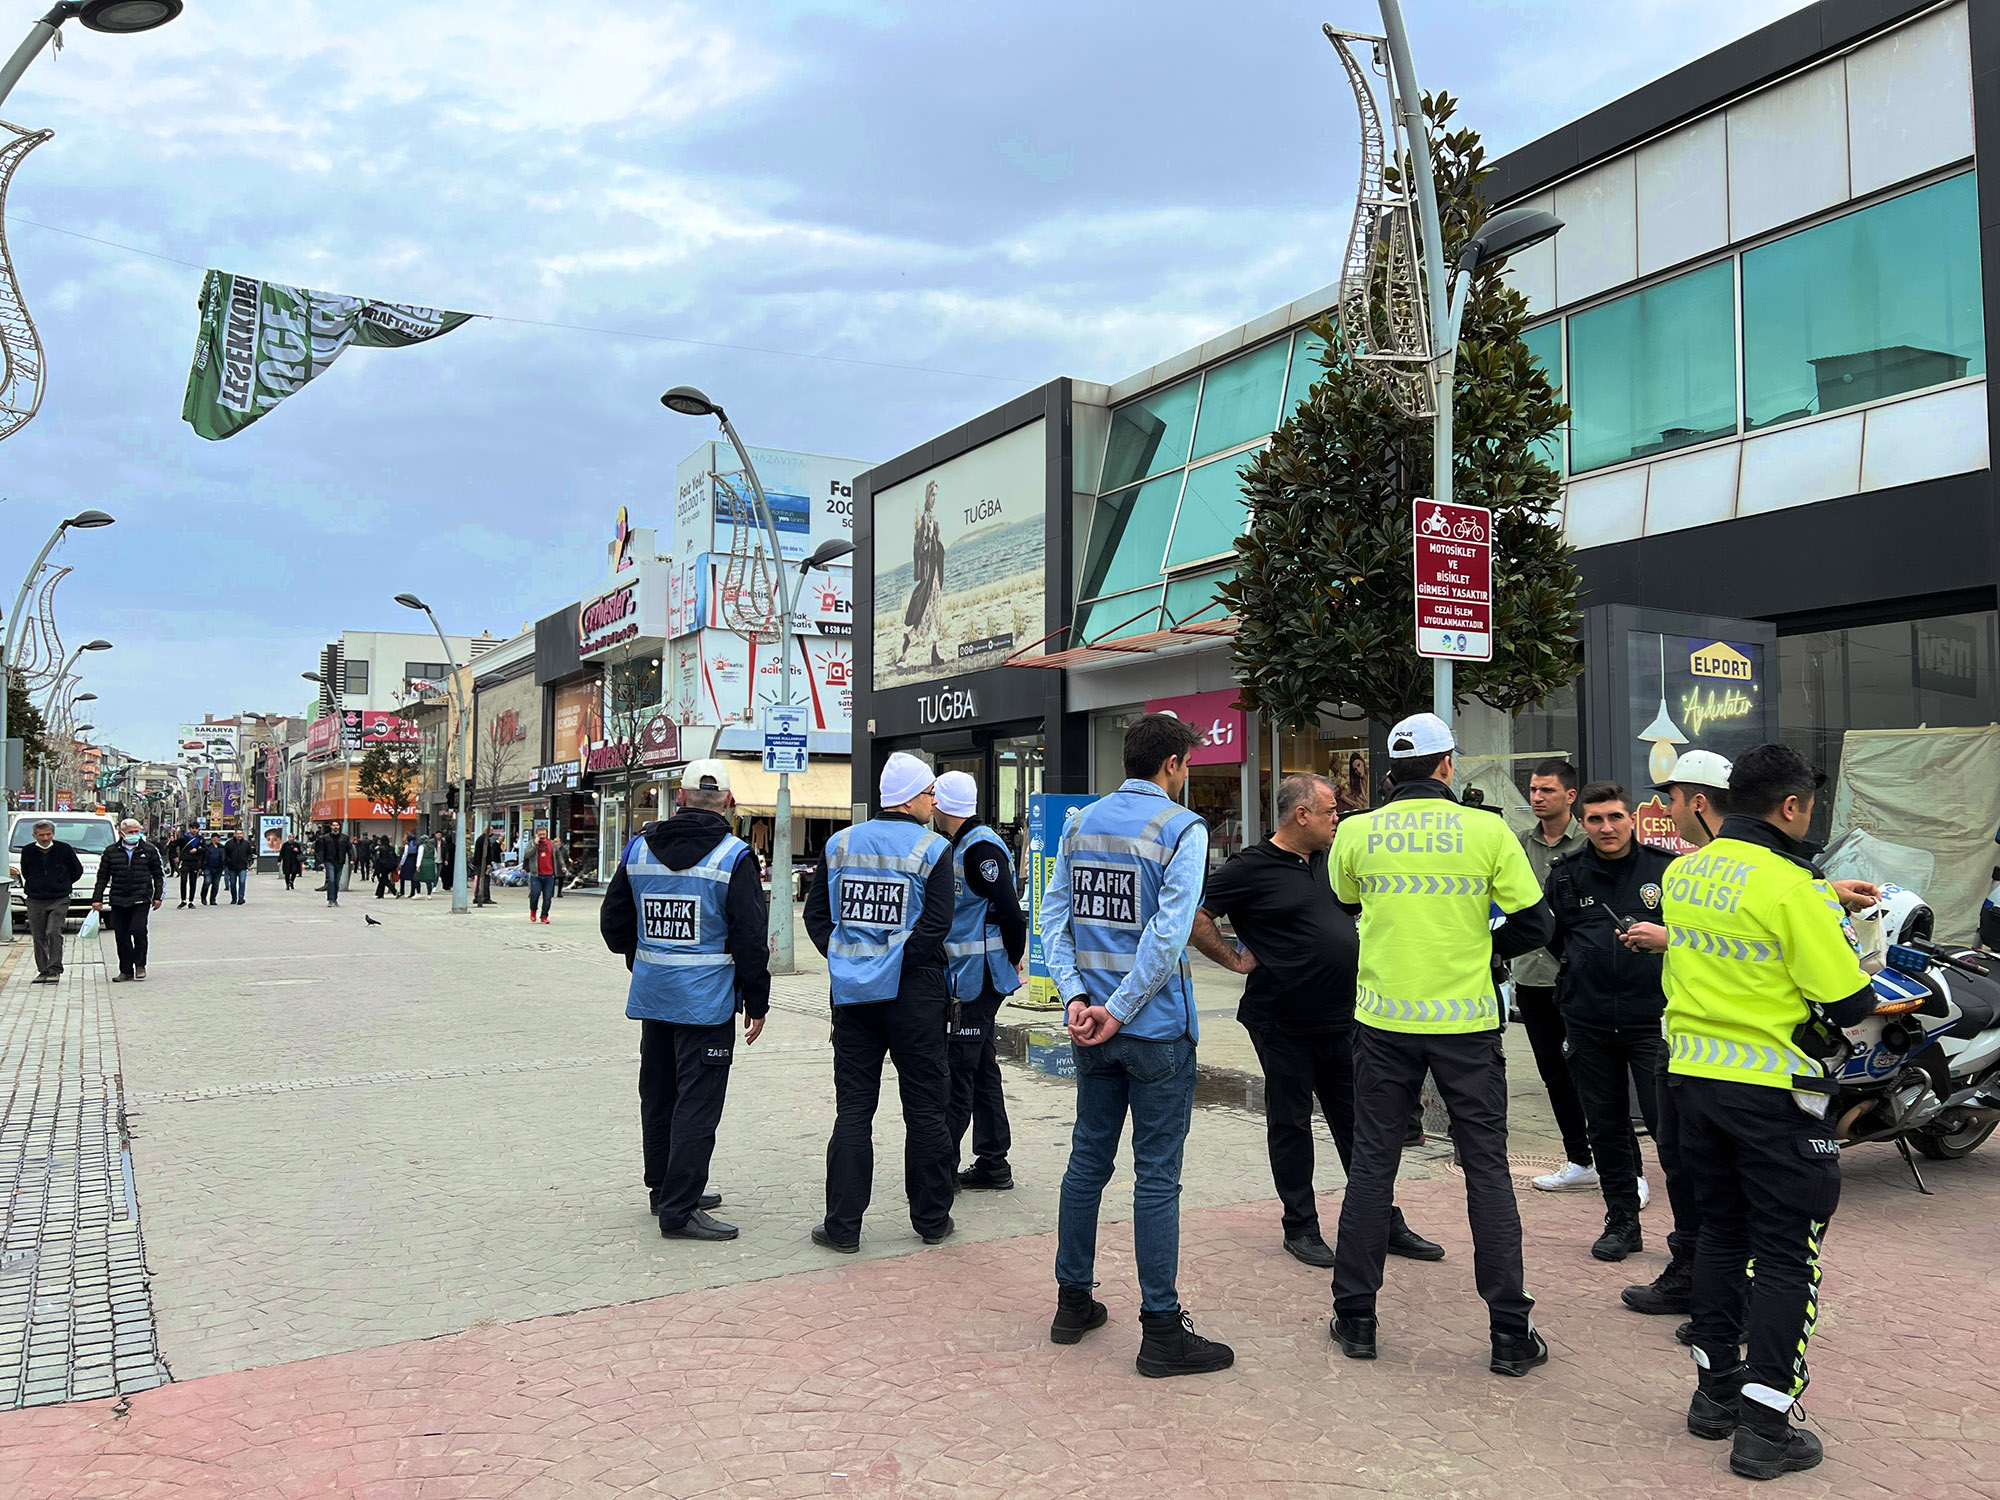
[993,1016,1267,1115]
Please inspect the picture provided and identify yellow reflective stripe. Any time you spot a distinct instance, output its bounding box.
[1668,926,1783,963]
[1669,1030,1816,1081]
[1355,986,1498,1025]
[1355,874,1490,896]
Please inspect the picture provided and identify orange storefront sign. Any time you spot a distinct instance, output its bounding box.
[310,796,417,823]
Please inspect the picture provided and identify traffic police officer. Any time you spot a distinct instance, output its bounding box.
[932,770,1028,1191]
[1661,743,1875,1480]
[598,759,770,1243]
[804,751,958,1252]
[1327,712,1555,1376]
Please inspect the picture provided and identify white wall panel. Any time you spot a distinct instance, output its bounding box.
[1736,414,1863,515]
[1635,115,1730,277]
[1642,445,1739,536]
[1554,157,1638,306]
[1561,468,1648,549]
[1860,381,1988,490]
[1847,4,1973,198]
[1728,63,1850,241]
[1500,192,1556,313]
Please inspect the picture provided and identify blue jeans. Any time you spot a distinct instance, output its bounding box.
[225,869,247,903]
[528,873,556,917]
[1056,1031,1197,1314]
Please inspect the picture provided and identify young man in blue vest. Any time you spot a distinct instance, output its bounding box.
[599,759,770,1243]
[804,751,958,1252]
[1043,712,1234,1379]
[932,770,1028,1192]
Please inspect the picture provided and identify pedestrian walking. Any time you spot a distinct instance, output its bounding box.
[1516,760,1599,1196]
[199,836,225,905]
[222,831,253,905]
[313,824,350,906]
[526,828,558,924]
[439,822,457,897]
[19,819,84,983]
[1042,713,1234,1378]
[599,760,770,1242]
[279,835,304,890]
[1190,773,1442,1269]
[931,770,1027,1192]
[91,818,164,982]
[399,833,419,897]
[802,751,957,1254]
[1655,744,1877,1479]
[417,834,438,897]
[473,824,500,906]
[1543,781,1675,1262]
[372,836,400,899]
[174,826,202,908]
[1327,713,1555,1377]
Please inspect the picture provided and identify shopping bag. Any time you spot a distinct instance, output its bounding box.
[77,909,100,941]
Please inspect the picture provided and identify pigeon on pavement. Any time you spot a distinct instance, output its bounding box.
[364,913,382,927]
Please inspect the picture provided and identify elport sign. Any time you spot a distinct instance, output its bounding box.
[1413,500,1493,662]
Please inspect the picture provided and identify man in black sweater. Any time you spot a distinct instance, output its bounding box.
[1545,780,1677,1262]
[19,819,85,982]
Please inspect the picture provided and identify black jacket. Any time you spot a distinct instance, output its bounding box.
[314,831,351,866]
[599,808,773,1019]
[279,840,304,873]
[803,811,957,1004]
[92,840,164,908]
[372,841,398,876]
[223,837,253,872]
[19,839,85,900]
[1546,840,1676,1030]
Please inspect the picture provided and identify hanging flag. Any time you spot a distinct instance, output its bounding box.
[180,270,472,441]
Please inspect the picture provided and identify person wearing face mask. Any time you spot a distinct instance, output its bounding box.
[20,820,84,984]
[91,819,164,982]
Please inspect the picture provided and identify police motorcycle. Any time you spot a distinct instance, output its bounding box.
[1810,885,2000,1191]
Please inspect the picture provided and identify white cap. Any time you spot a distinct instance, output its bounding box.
[1655,748,1732,793]
[682,758,732,793]
[934,770,978,817]
[1386,712,1455,759]
[879,751,935,808]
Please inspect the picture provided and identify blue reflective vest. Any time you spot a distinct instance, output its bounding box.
[623,828,751,1025]
[825,816,949,1005]
[946,823,1022,1001]
[1065,789,1203,1042]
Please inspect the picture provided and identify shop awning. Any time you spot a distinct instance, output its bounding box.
[720,760,853,820]
[1004,613,1238,670]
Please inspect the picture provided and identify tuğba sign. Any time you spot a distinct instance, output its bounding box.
[1413,500,1493,662]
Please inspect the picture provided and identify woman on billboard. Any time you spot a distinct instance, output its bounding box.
[899,480,947,670]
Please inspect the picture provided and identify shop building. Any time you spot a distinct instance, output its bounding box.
[468,630,541,855]
[531,602,603,882]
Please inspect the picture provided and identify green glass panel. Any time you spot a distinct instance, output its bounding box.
[1284,329,1330,419]
[1521,318,1565,474]
[1567,260,1736,473]
[1101,378,1197,490]
[1075,586,1163,644]
[1079,472,1182,601]
[1164,568,1235,628]
[1165,446,1262,571]
[1743,172,1984,430]
[1191,339,1289,459]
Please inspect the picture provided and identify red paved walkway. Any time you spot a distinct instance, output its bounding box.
[3,1147,1997,1499]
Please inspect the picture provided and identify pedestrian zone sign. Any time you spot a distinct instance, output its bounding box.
[761,705,809,774]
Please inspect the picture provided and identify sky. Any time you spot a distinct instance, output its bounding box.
[0,0,1807,760]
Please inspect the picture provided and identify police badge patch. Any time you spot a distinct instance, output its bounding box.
[978,857,1001,884]
[1640,883,1661,909]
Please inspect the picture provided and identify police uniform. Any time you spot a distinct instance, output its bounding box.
[1664,810,1874,1467]
[941,811,1027,1186]
[1327,714,1554,1370]
[803,776,958,1249]
[598,786,770,1239]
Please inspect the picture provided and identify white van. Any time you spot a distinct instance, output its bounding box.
[7,811,120,932]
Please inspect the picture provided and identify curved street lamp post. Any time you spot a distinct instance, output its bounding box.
[395,594,471,914]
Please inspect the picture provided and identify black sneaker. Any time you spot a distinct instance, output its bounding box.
[1050,1285,1107,1345]
[1591,1211,1644,1262]
[919,1216,956,1246]
[1490,1325,1549,1377]
[1731,1395,1823,1480]
[957,1160,1014,1191]
[810,1223,859,1254]
[1136,1308,1234,1378]
[1330,1315,1377,1360]
[1284,1234,1336,1268]
[1622,1258,1693,1315]
[1688,1360,1746,1441]
[1386,1208,1445,1262]
[660,1209,738,1242]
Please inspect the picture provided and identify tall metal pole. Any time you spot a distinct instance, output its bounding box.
[714,413,797,975]
[0,519,70,941]
[415,610,471,913]
[0,13,64,113]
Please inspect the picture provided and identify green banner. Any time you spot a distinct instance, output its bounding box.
[181,270,472,440]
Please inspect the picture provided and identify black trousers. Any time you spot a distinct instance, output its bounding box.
[825,994,954,1243]
[946,993,1011,1169]
[1516,984,1593,1166]
[1562,1019,1659,1217]
[1652,1043,1702,1264]
[1247,1023,1379,1240]
[177,867,199,904]
[1675,1075,1837,1400]
[374,871,397,898]
[638,1017,736,1229]
[1332,1025,1532,1335]
[109,902,150,975]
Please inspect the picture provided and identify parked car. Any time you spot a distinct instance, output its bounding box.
[7,811,119,933]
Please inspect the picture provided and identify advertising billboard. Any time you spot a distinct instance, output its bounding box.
[550,678,600,764]
[683,556,853,639]
[669,628,853,732]
[259,814,289,858]
[671,443,863,565]
[177,722,239,769]
[872,418,1046,692]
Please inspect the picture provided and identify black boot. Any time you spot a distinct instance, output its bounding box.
[1622,1256,1692,1315]
[1330,1314,1377,1360]
[1386,1207,1445,1262]
[1687,1359,1746,1440]
[1135,1308,1234,1378]
[1049,1285,1107,1346]
[1731,1390,1823,1480]
[957,1159,1014,1191]
[1590,1210,1644,1262]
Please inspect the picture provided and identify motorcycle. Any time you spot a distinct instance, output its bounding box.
[1827,885,2000,1191]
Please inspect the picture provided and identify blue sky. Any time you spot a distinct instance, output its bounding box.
[0,0,1802,758]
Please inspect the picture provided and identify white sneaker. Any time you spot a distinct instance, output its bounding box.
[1637,1176,1651,1210]
[1531,1161,1600,1193]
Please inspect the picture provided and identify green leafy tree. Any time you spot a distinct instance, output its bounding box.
[5,666,48,802]
[1222,94,1580,730]
[355,743,421,830]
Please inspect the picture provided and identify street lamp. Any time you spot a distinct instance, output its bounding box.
[2,510,113,836]
[660,387,846,975]
[0,2,182,111]
[394,593,471,914]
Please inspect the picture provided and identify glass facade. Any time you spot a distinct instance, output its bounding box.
[1530,171,1983,476]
